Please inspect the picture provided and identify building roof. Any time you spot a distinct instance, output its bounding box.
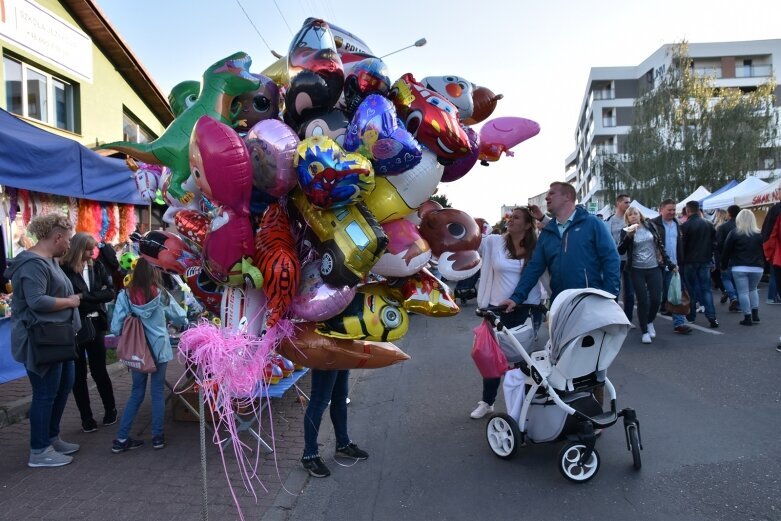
[61,0,174,127]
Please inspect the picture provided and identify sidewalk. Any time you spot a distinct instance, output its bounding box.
[0,357,314,520]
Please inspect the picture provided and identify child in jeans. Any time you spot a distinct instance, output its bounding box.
[110,258,187,452]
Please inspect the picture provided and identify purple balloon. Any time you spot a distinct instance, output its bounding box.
[441,126,480,182]
[245,120,300,198]
[290,261,357,322]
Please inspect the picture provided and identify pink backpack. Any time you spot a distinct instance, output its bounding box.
[117,292,157,373]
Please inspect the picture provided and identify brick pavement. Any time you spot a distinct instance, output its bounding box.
[0,358,316,520]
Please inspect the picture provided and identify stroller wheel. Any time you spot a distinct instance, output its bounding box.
[627,424,642,470]
[486,413,523,459]
[558,442,600,483]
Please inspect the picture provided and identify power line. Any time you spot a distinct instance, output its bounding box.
[234,0,273,54]
[272,0,294,35]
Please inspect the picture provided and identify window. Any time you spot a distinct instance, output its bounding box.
[3,56,76,132]
[122,111,155,143]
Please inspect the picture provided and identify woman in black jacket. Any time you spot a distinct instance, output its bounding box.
[60,232,117,432]
[618,207,675,345]
[721,210,765,326]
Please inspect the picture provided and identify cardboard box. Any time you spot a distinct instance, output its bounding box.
[171,388,215,423]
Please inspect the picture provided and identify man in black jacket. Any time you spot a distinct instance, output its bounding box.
[681,200,718,328]
[715,205,740,310]
[651,199,691,334]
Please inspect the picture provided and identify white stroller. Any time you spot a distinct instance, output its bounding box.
[478,288,643,483]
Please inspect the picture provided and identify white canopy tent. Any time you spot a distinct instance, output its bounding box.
[629,200,659,219]
[676,186,711,213]
[702,177,768,210]
[735,177,781,208]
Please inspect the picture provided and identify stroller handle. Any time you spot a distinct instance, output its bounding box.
[476,304,546,330]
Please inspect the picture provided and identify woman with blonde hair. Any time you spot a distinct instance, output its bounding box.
[618,207,675,344]
[60,232,116,433]
[721,209,764,325]
[5,214,81,467]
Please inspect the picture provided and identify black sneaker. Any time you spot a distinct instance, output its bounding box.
[112,438,144,454]
[301,456,331,478]
[720,293,728,304]
[82,418,98,433]
[709,318,720,329]
[103,409,118,426]
[335,442,369,460]
[152,435,166,450]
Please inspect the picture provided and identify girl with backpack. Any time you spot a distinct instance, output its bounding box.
[110,258,187,452]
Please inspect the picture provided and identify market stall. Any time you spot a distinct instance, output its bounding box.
[702,177,768,210]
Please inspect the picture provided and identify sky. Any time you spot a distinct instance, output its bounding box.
[96,0,781,221]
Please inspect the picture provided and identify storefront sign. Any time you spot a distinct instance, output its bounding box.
[0,0,93,81]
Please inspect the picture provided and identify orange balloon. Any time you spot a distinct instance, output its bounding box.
[462,86,503,125]
[278,323,410,370]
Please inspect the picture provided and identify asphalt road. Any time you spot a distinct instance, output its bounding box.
[277,296,781,521]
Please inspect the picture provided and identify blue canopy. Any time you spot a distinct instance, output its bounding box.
[0,108,146,205]
[699,180,738,205]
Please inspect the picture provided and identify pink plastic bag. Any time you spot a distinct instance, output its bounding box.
[471,320,508,378]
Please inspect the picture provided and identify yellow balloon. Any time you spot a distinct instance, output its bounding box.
[261,56,289,86]
[364,150,444,223]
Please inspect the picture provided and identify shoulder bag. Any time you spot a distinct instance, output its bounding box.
[117,292,157,373]
[30,318,78,365]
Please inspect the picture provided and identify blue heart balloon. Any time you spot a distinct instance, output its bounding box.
[344,94,422,176]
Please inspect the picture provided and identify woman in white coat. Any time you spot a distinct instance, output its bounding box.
[470,207,544,419]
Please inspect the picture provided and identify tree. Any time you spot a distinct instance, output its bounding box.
[429,193,452,208]
[602,41,779,205]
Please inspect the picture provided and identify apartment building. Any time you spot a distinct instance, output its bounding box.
[567,39,781,207]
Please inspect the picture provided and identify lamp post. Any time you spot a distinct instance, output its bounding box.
[379,38,427,59]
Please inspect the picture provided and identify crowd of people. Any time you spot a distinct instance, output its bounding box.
[468,183,781,419]
[4,187,781,473]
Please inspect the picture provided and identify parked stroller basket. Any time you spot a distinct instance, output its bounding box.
[477,289,643,482]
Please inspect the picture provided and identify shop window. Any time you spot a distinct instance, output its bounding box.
[2,56,76,132]
[122,111,155,143]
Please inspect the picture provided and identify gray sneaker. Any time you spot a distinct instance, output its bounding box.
[28,446,73,468]
[50,437,80,455]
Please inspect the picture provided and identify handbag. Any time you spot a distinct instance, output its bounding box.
[29,321,78,365]
[667,271,683,305]
[76,316,96,345]
[117,293,157,373]
[471,320,508,379]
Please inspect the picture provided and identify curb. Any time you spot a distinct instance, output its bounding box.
[0,362,128,429]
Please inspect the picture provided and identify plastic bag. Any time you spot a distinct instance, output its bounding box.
[471,320,508,378]
[668,271,682,305]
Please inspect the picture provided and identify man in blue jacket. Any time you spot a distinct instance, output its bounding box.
[502,182,620,310]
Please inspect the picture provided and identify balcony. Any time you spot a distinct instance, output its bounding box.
[593,89,615,100]
[602,116,616,127]
[692,66,722,79]
[735,65,772,78]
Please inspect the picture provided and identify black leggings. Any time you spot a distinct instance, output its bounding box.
[72,331,116,422]
[630,267,663,334]
[481,307,530,406]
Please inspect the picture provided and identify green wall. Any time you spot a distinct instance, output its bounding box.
[0,0,166,145]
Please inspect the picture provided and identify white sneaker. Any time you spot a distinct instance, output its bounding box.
[470,401,494,419]
[647,323,656,339]
[28,446,73,468]
[641,333,652,344]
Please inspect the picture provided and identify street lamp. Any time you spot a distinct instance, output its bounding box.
[379,38,427,59]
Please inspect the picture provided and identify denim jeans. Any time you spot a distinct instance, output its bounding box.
[72,331,115,423]
[27,361,75,451]
[661,269,685,327]
[303,370,350,458]
[117,362,168,439]
[620,261,635,321]
[769,269,780,301]
[684,263,716,320]
[732,270,762,315]
[720,269,737,301]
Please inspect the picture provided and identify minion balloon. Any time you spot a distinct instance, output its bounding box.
[316,284,408,342]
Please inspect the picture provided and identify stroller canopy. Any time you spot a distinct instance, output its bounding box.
[548,288,631,364]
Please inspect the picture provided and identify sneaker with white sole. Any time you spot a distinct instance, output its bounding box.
[470,401,494,419]
[28,446,73,468]
[641,333,652,344]
[50,437,79,455]
[647,323,656,339]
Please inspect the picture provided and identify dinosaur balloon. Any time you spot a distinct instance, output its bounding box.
[99,52,261,203]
